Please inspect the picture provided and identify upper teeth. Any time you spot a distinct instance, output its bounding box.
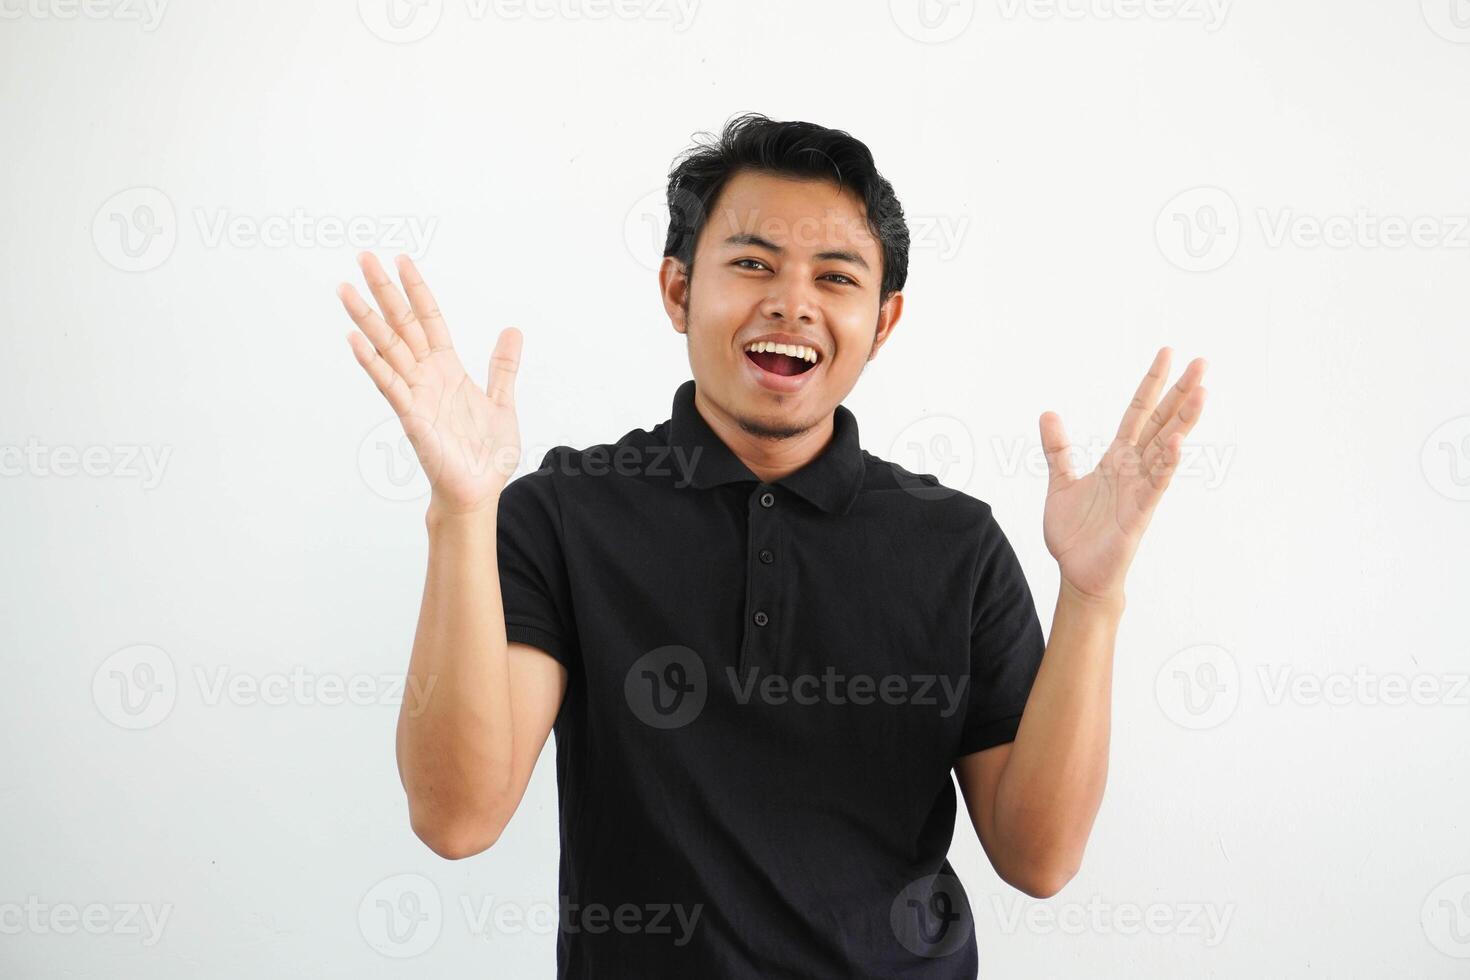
[744,341,819,364]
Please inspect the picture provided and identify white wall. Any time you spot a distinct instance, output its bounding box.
[2,0,1467,976]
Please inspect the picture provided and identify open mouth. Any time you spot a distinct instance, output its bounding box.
[743,342,819,377]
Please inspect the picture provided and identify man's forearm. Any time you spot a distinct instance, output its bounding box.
[396,500,516,854]
[992,579,1124,892]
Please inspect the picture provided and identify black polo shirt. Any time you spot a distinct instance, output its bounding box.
[495,378,1046,979]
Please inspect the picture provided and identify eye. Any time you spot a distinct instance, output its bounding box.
[733,259,857,287]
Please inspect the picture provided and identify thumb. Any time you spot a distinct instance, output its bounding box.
[1039,411,1075,488]
[486,327,523,407]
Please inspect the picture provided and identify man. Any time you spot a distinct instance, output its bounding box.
[336,113,1208,978]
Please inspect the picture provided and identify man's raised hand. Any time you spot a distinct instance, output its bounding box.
[339,252,523,517]
[1038,347,1208,606]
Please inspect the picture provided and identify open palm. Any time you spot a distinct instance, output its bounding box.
[1040,348,1208,604]
[339,253,523,516]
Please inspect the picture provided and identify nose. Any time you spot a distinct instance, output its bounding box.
[760,268,817,324]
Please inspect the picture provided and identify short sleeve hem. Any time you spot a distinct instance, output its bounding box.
[954,706,1026,759]
[505,621,571,668]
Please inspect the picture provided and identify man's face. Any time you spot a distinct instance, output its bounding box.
[660,170,903,440]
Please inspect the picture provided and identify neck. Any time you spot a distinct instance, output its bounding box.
[693,386,834,485]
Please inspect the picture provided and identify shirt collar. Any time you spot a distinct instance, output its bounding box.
[667,378,864,516]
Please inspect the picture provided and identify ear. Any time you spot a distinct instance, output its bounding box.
[659,256,692,335]
[867,291,904,361]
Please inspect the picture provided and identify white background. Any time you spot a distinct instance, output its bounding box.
[3,0,1468,977]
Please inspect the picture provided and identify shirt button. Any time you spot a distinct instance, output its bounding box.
[753,610,769,626]
[759,491,775,508]
[758,549,774,564]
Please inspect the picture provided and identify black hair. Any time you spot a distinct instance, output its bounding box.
[662,112,909,305]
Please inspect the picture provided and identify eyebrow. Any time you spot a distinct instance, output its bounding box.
[722,233,871,271]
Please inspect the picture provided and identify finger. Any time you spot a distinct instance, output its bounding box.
[1142,385,1207,484]
[395,254,453,353]
[338,281,419,382]
[1039,411,1076,489]
[487,327,523,408]
[346,330,413,417]
[358,251,430,362]
[1138,430,1186,507]
[1137,356,1208,450]
[1114,346,1171,445]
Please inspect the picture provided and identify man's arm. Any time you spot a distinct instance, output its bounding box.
[956,346,1208,898]
[338,251,567,860]
[955,580,1122,898]
[396,504,567,860]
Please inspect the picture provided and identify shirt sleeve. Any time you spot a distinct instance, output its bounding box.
[954,506,1046,758]
[495,452,580,670]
